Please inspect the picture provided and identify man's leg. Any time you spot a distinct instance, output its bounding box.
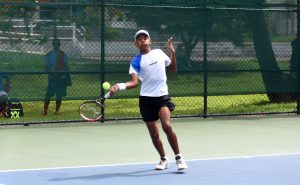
[159,107,188,170]
[41,100,50,116]
[158,107,180,155]
[146,121,169,170]
[145,121,166,157]
[54,98,62,114]
[54,82,66,114]
[42,81,54,116]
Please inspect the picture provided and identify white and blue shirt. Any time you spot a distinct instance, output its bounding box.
[129,49,171,97]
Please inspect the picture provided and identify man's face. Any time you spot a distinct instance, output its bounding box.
[135,34,151,52]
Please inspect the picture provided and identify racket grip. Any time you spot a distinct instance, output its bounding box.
[104,92,111,99]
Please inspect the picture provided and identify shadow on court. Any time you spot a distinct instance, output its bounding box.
[50,169,185,182]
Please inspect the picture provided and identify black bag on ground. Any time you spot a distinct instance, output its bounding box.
[5,98,24,118]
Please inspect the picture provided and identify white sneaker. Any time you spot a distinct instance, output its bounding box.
[155,158,169,170]
[176,158,188,170]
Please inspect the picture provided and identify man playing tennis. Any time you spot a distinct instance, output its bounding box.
[109,30,188,170]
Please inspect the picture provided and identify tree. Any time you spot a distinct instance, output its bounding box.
[246,10,296,102]
[122,0,298,102]
[123,4,247,70]
[0,1,122,45]
[0,1,39,44]
[227,0,298,102]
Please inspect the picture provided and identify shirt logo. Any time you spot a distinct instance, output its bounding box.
[149,61,158,66]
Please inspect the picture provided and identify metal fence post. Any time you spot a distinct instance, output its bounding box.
[297,0,300,115]
[203,6,208,118]
[100,0,106,122]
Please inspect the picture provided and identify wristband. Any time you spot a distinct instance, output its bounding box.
[117,83,126,91]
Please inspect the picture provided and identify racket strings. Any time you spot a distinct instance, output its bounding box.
[80,102,102,121]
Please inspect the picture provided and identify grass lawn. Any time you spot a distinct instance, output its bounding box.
[0,51,297,124]
[0,94,296,124]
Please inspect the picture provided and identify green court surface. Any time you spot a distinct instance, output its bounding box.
[1,116,300,171]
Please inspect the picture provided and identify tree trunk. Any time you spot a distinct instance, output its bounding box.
[176,32,200,70]
[246,11,295,102]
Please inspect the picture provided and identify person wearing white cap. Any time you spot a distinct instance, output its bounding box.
[109,30,188,171]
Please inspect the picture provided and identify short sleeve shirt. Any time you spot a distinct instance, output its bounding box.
[45,50,69,71]
[45,50,69,79]
[129,49,171,97]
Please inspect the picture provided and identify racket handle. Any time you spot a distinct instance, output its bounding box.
[104,92,111,99]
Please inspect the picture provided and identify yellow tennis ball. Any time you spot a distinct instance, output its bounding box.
[102,82,110,90]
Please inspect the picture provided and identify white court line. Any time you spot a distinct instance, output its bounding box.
[0,152,299,173]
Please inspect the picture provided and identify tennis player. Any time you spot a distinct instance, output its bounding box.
[109,30,188,170]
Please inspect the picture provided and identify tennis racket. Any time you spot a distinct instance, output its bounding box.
[79,92,111,122]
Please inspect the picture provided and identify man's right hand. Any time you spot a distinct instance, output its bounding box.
[108,84,120,97]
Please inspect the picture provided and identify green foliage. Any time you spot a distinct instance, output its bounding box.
[120,3,252,69]
[0,3,41,44]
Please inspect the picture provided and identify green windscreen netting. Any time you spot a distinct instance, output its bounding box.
[0,0,299,123]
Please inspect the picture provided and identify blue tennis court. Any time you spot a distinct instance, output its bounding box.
[1,117,300,185]
[1,153,299,185]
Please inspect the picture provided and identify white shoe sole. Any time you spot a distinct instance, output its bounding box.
[155,164,169,170]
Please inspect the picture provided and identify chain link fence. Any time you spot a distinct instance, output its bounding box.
[0,0,299,125]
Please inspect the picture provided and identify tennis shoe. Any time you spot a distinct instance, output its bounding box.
[155,158,169,170]
[176,158,188,170]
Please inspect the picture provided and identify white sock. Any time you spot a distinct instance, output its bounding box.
[161,156,167,161]
[175,154,182,160]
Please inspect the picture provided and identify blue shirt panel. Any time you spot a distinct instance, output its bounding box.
[130,54,142,74]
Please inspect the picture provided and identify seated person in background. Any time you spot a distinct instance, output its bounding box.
[0,72,11,117]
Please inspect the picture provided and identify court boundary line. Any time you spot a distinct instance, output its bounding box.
[1,152,299,173]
